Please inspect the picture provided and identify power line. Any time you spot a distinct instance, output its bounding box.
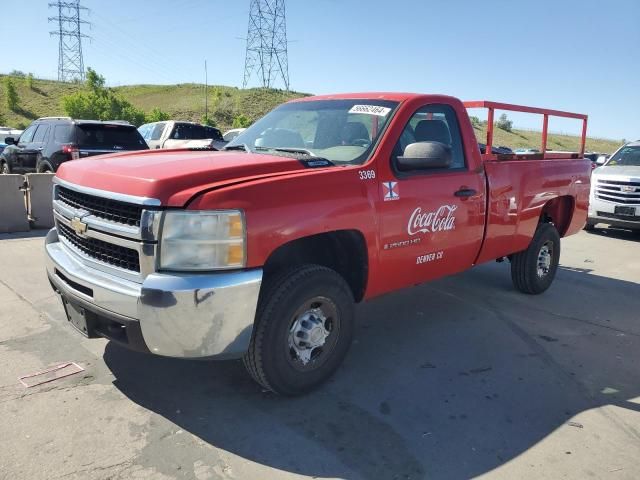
[243,0,290,90]
[48,1,91,82]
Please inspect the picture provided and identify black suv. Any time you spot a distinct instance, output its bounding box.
[0,117,149,174]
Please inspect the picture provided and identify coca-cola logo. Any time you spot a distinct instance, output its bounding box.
[408,205,457,235]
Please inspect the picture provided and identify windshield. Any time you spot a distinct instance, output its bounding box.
[226,99,399,165]
[606,146,640,167]
[170,124,223,141]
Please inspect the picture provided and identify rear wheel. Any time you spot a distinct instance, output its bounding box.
[510,223,561,295]
[244,264,355,395]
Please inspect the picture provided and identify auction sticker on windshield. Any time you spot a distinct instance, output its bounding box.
[348,105,392,116]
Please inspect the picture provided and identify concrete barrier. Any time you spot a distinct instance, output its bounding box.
[26,173,56,229]
[0,175,29,233]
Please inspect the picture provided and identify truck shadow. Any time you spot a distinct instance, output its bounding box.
[586,226,640,242]
[104,263,640,479]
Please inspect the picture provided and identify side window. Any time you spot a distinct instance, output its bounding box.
[19,125,38,144]
[138,124,151,140]
[392,104,466,172]
[150,123,166,141]
[33,125,50,143]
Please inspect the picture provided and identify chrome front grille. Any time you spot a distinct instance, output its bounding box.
[58,185,143,227]
[595,179,640,205]
[52,179,161,282]
[57,222,141,272]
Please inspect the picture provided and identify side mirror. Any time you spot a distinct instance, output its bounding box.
[396,142,451,171]
[596,156,607,165]
[4,137,15,145]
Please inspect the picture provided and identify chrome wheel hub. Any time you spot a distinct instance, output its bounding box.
[537,243,552,277]
[289,308,330,365]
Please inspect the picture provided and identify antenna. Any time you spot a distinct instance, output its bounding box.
[48,1,90,82]
[242,0,290,90]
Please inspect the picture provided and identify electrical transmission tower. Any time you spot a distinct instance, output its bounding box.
[242,0,290,90]
[48,1,90,82]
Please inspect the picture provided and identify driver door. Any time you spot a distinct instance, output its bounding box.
[377,103,486,291]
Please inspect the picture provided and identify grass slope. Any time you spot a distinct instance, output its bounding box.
[0,74,624,153]
[473,124,621,154]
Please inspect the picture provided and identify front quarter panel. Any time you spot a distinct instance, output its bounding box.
[187,166,378,275]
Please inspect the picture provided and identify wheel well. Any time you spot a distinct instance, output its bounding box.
[540,196,574,236]
[37,160,53,172]
[263,230,368,302]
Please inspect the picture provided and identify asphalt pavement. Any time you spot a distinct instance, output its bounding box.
[0,227,639,480]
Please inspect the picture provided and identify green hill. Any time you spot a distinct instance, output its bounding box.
[0,74,306,132]
[472,124,621,155]
[0,74,624,153]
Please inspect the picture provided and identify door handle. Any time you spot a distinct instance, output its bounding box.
[454,188,477,198]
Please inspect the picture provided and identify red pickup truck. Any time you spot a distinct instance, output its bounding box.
[45,93,590,395]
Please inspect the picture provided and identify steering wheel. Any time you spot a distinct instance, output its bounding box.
[350,138,371,147]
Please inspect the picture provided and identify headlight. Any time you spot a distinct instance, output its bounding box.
[159,210,245,271]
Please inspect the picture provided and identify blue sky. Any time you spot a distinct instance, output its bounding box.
[3,0,639,140]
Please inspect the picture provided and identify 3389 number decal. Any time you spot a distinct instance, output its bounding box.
[358,170,376,180]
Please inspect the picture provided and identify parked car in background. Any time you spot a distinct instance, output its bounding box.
[586,141,640,232]
[0,117,148,174]
[478,143,513,154]
[223,128,246,142]
[0,127,24,144]
[0,143,6,156]
[514,148,540,154]
[138,121,226,150]
[584,152,598,170]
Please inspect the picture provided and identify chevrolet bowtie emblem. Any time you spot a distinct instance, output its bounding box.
[70,217,88,236]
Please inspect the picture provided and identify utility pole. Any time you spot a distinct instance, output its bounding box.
[48,1,91,82]
[204,60,208,122]
[242,0,290,91]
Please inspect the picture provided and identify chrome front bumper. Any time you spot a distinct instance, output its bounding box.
[588,197,640,229]
[45,228,262,359]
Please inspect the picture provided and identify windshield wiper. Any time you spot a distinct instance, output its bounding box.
[223,143,250,152]
[255,146,318,157]
[253,146,334,167]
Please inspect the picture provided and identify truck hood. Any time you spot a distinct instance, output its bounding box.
[56,149,311,206]
[594,165,640,181]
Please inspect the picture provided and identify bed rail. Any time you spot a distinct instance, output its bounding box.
[463,100,588,161]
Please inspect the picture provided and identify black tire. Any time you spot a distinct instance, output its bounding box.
[0,161,9,174]
[584,222,595,231]
[37,162,53,173]
[510,223,561,295]
[244,264,355,395]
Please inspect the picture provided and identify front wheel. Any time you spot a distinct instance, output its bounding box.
[244,264,355,395]
[37,162,53,173]
[510,223,561,294]
[0,161,9,174]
